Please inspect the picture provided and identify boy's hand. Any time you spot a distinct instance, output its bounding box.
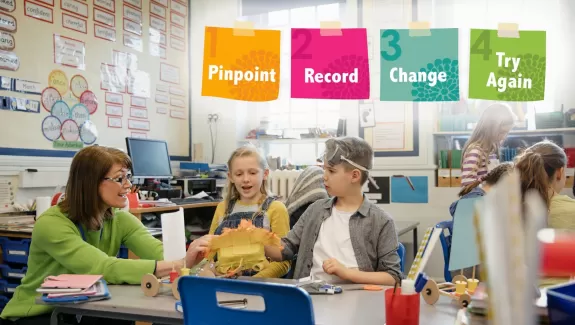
[323,258,349,279]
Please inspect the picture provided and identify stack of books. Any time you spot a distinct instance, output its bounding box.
[36,274,110,304]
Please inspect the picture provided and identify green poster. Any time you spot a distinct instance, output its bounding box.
[380,28,459,102]
[468,29,546,101]
[53,140,84,149]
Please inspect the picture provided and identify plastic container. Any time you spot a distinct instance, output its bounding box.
[384,287,420,325]
[0,279,19,295]
[535,112,564,129]
[547,282,575,325]
[0,264,27,280]
[117,245,129,259]
[0,238,31,265]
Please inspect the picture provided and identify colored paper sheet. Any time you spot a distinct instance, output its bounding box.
[390,176,428,203]
[290,28,370,99]
[380,28,460,102]
[201,27,281,102]
[468,29,546,101]
[366,176,390,204]
[449,197,482,271]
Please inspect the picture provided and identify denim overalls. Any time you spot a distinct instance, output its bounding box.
[213,196,276,276]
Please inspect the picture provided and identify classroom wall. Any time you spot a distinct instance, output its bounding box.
[0,1,190,209]
[191,0,575,280]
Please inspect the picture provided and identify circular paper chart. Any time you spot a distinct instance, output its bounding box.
[48,69,68,96]
[41,87,61,112]
[60,119,80,141]
[50,100,71,123]
[70,75,88,98]
[41,116,62,141]
[71,103,90,126]
[80,120,98,145]
[80,90,98,114]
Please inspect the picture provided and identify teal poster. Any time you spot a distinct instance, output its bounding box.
[380,28,459,102]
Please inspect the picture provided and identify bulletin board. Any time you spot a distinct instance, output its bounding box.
[358,102,419,157]
[0,0,191,160]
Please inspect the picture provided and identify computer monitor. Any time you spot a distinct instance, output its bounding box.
[125,137,173,179]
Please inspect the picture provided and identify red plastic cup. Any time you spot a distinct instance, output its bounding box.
[127,193,140,209]
[385,288,420,325]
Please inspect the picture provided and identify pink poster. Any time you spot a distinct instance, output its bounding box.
[291,28,370,99]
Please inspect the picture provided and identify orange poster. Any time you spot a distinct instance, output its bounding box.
[201,26,281,102]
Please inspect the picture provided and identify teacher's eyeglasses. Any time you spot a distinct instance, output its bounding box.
[103,174,133,185]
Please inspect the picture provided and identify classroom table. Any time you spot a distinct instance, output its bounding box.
[40,284,460,325]
[395,220,420,259]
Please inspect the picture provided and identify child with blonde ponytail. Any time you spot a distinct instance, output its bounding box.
[208,145,290,278]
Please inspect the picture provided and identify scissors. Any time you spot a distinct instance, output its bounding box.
[345,284,383,291]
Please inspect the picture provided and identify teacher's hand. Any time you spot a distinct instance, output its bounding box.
[186,235,216,267]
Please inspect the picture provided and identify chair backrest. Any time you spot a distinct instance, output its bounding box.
[397,242,406,273]
[435,220,454,282]
[178,276,315,325]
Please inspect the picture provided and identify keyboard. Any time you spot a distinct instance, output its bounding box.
[170,197,215,205]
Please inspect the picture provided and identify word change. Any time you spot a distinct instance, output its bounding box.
[380,28,459,102]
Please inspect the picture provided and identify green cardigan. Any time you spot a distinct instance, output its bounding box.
[1,205,163,319]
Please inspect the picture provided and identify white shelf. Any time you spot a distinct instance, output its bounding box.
[433,127,575,137]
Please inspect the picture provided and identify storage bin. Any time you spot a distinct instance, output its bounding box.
[0,238,31,265]
[547,281,575,325]
[535,112,564,129]
[0,296,8,313]
[0,279,19,295]
[0,264,26,280]
[117,245,129,259]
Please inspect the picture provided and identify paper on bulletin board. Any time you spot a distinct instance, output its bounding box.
[127,70,151,98]
[201,26,280,102]
[54,35,86,70]
[380,28,459,102]
[362,103,413,152]
[100,64,127,93]
[449,197,482,271]
[468,29,546,101]
[390,176,428,203]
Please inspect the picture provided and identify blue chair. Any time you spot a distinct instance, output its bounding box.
[178,276,315,325]
[397,242,406,273]
[435,220,454,282]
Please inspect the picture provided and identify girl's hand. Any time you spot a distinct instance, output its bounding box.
[186,235,216,267]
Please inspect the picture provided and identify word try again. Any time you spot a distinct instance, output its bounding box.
[486,52,532,92]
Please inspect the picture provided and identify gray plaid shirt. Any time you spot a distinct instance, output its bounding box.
[281,196,403,282]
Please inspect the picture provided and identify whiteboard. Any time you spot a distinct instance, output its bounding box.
[0,0,190,160]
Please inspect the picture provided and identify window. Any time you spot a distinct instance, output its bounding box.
[239,3,343,166]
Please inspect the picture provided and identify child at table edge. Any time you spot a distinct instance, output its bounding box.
[265,136,403,285]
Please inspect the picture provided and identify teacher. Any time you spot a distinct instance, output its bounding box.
[0,146,212,324]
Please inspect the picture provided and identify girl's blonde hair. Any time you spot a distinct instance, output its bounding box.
[461,103,517,164]
[223,145,271,205]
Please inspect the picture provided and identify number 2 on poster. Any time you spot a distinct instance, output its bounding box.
[206,27,217,57]
[292,29,312,60]
[380,29,401,61]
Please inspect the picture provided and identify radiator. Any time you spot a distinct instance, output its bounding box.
[267,169,303,200]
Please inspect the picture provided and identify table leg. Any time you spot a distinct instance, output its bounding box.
[412,227,418,259]
[50,309,61,325]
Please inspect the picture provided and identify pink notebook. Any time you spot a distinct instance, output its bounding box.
[41,274,102,289]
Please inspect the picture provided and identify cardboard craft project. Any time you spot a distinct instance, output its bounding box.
[202,219,284,277]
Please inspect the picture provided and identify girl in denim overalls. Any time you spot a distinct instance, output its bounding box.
[208,145,290,278]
